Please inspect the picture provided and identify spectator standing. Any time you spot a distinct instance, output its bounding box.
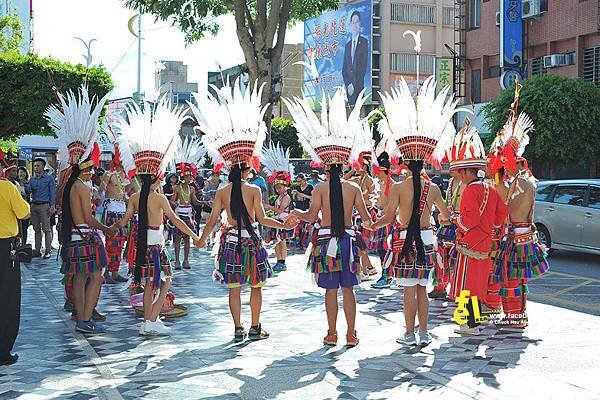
[0,164,31,366]
[26,158,56,259]
[17,167,30,245]
[307,170,323,188]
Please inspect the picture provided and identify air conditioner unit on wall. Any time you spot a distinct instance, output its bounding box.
[543,54,569,68]
[496,12,500,27]
[522,0,541,20]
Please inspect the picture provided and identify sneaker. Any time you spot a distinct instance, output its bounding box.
[323,331,338,346]
[144,320,171,336]
[454,325,480,336]
[32,249,42,258]
[139,321,146,336]
[114,274,129,283]
[174,262,181,270]
[75,320,105,334]
[92,309,106,322]
[63,299,74,312]
[428,290,448,299]
[234,326,247,343]
[104,275,117,285]
[418,331,433,346]
[360,272,371,282]
[272,262,287,272]
[0,353,18,366]
[366,266,378,276]
[346,331,359,347]
[396,332,418,346]
[248,324,270,341]
[182,260,191,270]
[42,251,52,259]
[371,277,392,289]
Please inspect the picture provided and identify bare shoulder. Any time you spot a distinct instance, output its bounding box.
[428,182,442,196]
[343,179,361,191]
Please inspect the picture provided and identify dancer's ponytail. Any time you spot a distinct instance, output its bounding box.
[399,160,426,263]
[229,165,259,250]
[329,164,345,239]
[134,174,156,284]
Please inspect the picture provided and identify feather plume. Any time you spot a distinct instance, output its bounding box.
[283,88,372,165]
[262,141,294,180]
[114,95,187,175]
[172,136,206,169]
[189,77,268,166]
[44,85,110,170]
[377,76,464,164]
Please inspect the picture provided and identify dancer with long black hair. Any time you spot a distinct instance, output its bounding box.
[45,85,114,334]
[114,97,200,336]
[371,77,457,347]
[285,88,372,347]
[192,78,297,342]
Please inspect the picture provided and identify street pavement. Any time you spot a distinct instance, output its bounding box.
[1,235,600,399]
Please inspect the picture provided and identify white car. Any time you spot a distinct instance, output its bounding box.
[534,179,600,255]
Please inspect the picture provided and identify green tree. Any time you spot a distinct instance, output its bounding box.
[0,14,23,53]
[124,0,338,132]
[482,75,600,178]
[0,52,114,139]
[367,106,386,144]
[270,117,303,158]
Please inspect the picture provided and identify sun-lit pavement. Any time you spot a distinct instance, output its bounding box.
[1,237,600,400]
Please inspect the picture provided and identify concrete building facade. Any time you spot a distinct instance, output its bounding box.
[156,60,199,136]
[464,0,600,104]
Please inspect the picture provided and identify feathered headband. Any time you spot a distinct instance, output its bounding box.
[115,96,187,178]
[445,115,486,172]
[283,88,371,167]
[189,78,268,172]
[376,76,461,167]
[488,81,534,174]
[45,85,110,171]
[173,136,206,177]
[262,142,294,186]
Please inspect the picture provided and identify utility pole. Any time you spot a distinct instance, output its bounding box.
[136,12,142,100]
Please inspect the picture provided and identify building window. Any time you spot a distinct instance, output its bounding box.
[488,65,500,78]
[471,69,481,103]
[390,53,435,73]
[390,3,436,24]
[468,0,481,29]
[443,7,455,26]
[531,57,548,76]
[583,46,600,87]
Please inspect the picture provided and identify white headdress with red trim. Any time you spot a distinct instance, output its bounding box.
[115,96,187,177]
[262,142,294,186]
[189,78,268,171]
[45,85,110,171]
[173,136,206,177]
[377,76,462,167]
[283,88,371,166]
[445,115,487,171]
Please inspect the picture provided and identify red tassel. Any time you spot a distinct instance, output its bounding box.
[127,168,137,179]
[91,142,101,167]
[213,161,225,173]
[251,155,260,171]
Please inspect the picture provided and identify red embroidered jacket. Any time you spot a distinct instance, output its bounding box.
[456,181,508,254]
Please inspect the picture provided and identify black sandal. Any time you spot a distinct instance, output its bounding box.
[234,326,247,342]
[248,324,270,341]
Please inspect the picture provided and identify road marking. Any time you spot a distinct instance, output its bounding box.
[533,271,600,284]
[554,280,594,295]
[528,293,600,314]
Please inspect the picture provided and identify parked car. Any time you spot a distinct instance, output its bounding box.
[533,179,600,255]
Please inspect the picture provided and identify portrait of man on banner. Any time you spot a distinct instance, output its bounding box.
[342,10,369,106]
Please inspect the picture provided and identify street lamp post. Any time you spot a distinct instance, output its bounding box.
[74,37,97,68]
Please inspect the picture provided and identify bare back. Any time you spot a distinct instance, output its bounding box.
[312,180,365,228]
[215,182,261,227]
[105,172,125,200]
[397,178,444,228]
[129,191,168,227]
[508,177,535,223]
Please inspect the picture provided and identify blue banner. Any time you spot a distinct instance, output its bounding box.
[18,148,32,161]
[303,0,372,108]
[500,0,523,69]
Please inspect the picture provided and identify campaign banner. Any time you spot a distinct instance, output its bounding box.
[435,58,454,93]
[303,0,372,108]
[500,0,523,69]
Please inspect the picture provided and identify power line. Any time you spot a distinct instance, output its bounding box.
[109,38,136,73]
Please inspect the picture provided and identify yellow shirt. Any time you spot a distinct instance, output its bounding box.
[0,179,30,238]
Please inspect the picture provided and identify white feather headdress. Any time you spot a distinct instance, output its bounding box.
[44,85,110,171]
[115,96,187,176]
[446,123,487,172]
[173,136,206,176]
[500,112,534,157]
[189,77,268,171]
[262,142,294,185]
[283,88,371,166]
[377,76,462,166]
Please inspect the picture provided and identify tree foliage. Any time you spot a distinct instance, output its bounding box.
[367,106,386,144]
[270,117,303,158]
[0,52,114,139]
[482,75,600,171]
[124,0,338,131]
[0,14,23,53]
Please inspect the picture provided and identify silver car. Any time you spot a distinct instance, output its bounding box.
[534,179,600,255]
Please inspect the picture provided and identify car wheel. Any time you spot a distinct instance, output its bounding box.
[536,224,553,254]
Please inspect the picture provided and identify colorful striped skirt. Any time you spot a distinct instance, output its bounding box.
[137,244,172,288]
[308,228,360,275]
[383,227,437,284]
[61,228,108,275]
[215,228,272,287]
